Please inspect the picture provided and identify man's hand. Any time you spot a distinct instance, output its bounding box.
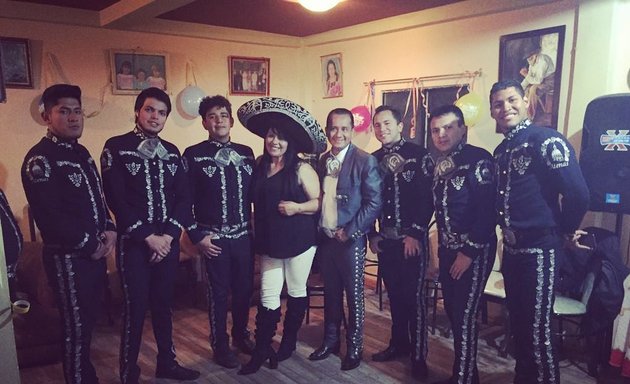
[145,234,172,263]
[89,241,107,260]
[102,231,117,258]
[278,200,300,216]
[565,229,593,252]
[449,251,472,280]
[197,235,223,258]
[334,228,349,243]
[369,235,383,254]
[426,265,439,281]
[402,236,421,259]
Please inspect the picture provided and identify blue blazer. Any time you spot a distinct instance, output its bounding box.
[319,143,382,240]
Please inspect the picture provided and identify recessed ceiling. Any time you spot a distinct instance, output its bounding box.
[14,0,464,37]
[159,0,464,37]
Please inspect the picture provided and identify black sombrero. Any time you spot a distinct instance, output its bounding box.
[237,97,327,154]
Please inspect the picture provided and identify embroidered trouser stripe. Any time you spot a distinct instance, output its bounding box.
[413,249,428,363]
[319,235,366,354]
[43,251,106,384]
[204,236,254,352]
[503,245,559,384]
[378,239,426,360]
[118,237,179,383]
[439,242,493,384]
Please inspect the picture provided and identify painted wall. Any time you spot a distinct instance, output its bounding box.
[1,0,629,256]
[0,19,302,232]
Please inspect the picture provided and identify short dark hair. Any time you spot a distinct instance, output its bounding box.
[134,87,171,116]
[326,108,354,130]
[428,104,465,127]
[489,79,525,103]
[198,95,232,119]
[41,84,81,112]
[374,105,402,124]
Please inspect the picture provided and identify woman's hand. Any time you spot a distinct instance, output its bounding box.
[278,200,301,216]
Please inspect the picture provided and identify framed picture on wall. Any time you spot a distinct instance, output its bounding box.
[321,53,343,98]
[110,50,169,95]
[498,25,565,130]
[0,37,33,88]
[228,56,270,96]
[0,48,6,102]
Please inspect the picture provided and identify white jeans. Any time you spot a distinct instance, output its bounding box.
[260,246,316,310]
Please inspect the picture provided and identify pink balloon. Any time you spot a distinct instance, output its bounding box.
[351,105,371,133]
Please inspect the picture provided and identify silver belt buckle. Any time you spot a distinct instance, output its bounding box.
[503,228,516,246]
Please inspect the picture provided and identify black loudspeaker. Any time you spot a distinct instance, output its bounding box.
[580,93,630,214]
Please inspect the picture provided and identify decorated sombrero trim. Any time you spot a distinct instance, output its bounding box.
[238,97,327,153]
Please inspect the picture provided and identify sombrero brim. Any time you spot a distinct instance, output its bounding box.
[237,97,327,154]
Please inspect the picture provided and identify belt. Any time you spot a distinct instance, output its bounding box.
[439,231,468,249]
[197,222,250,238]
[380,226,404,240]
[502,227,556,246]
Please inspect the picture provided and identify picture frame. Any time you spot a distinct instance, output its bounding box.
[321,53,343,98]
[0,48,6,102]
[110,50,169,95]
[0,37,33,89]
[228,56,270,96]
[498,25,565,130]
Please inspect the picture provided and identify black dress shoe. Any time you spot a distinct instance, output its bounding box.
[155,362,200,381]
[308,343,340,361]
[430,378,454,384]
[411,359,428,380]
[340,352,362,371]
[213,349,240,369]
[372,345,410,362]
[233,336,256,355]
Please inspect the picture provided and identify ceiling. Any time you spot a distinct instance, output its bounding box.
[13,0,464,37]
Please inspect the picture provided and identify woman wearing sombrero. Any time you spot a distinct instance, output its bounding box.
[237,97,327,375]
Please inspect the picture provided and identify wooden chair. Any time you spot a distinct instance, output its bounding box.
[481,228,510,357]
[364,249,384,311]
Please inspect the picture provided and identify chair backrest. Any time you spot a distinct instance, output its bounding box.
[427,219,439,273]
[580,272,596,306]
[492,226,503,272]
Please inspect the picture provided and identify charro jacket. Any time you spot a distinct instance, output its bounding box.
[318,143,382,240]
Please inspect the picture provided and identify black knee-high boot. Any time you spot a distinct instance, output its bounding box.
[238,305,281,375]
[277,296,308,361]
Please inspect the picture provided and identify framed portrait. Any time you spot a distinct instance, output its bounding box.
[110,50,169,95]
[499,25,565,130]
[0,37,33,88]
[228,56,270,96]
[0,49,6,102]
[321,53,343,98]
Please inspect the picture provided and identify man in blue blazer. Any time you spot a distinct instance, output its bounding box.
[308,108,382,370]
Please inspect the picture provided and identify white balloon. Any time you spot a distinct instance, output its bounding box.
[179,86,206,118]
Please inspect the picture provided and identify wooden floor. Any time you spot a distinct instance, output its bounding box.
[19,286,622,383]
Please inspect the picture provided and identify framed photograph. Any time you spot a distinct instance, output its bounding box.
[321,53,343,98]
[110,50,169,95]
[499,25,565,130]
[0,49,6,102]
[0,37,33,88]
[229,56,270,96]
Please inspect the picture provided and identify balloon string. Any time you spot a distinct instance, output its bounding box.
[419,81,427,111]
[410,79,418,139]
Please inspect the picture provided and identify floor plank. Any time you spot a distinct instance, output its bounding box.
[18,285,620,383]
